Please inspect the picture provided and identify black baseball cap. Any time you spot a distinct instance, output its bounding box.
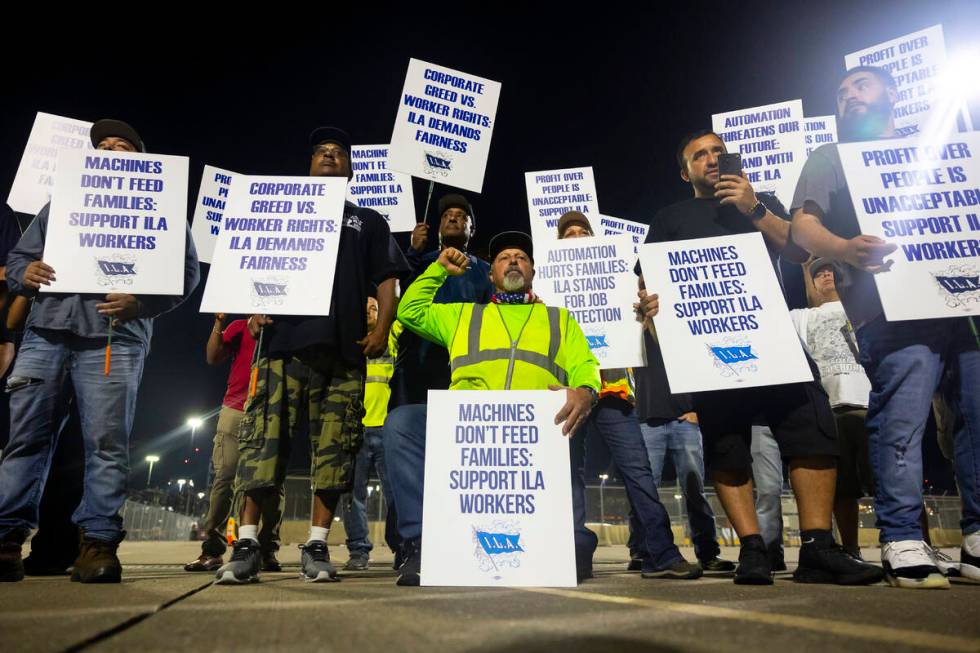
[438,193,473,217]
[89,119,145,152]
[308,126,352,155]
[489,231,533,263]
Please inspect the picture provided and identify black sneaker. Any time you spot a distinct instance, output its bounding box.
[396,540,420,586]
[795,543,885,585]
[344,551,370,571]
[700,557,736,573]
[214,539,261,585]
[626,557,643,572]
[0,541,24,582]
[392,548,404,571]
[642,558,703,580]
[299,541,339,582]
[960,547,980,583]
[734,540,773,585]
[768,541,787,572]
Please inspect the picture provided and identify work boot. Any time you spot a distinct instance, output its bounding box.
[23,551,73,576]
[396,539,421,586]
[0,541,25,582]
[262,550,282,572]
[184,552,223,572]
[71,535,123,583]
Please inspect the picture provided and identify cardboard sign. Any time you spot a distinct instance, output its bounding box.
[190,165,236,264]
[637,232,812,393]
[347,145,416,233]
[534,235,644,369]
[200,176,346,315]
[389,59,501,193]
[838,134,980,320]
[421,390,575,587]
[524,167,600,242]
[805,116,838,157]
[597,214,649,253]
[42,149,188,295]
[845,25,970,137]
[713,100,807,208]
[7,112,92,215]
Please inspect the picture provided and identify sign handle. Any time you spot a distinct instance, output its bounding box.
[422,180,436,224]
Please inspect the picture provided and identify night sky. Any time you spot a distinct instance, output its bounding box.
[2,2,977,490]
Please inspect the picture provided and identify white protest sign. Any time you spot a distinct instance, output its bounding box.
[845,25,969,137]
[524,167,600,242]
[200,176,346,315]
[838,134,980,320]
[42,149,188,295]
[191,165,236,264]
[596,214,649,253]
[805,116,838,157]
[7,112,93,215]
[389,59,501,193]
[421,390,575,587]
[713,100,806,207]
[638,232,812,393]
[534,234,644,369]
[346,145,416,232]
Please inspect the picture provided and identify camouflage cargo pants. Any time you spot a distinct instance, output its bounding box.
[236,349,365,494]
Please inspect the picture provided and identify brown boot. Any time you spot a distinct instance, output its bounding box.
[71,536,122,583]
[0,541,25,582]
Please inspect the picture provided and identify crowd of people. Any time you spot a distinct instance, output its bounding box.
[0,64,976,593]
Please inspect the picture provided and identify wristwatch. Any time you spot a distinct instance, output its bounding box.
[578,385,599,408]
[748,201,767,219]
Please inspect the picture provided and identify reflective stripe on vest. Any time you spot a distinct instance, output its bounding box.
[450,303,568,388]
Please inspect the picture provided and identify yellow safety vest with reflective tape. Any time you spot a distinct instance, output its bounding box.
[396,262,600,392]
[362,328,397,427]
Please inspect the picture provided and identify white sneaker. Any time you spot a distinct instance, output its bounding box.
[960,532,980,583]
[929,547,960,577]
[882,540,950,589]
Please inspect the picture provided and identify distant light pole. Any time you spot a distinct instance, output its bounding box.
[145,455,160,487]
[599,474,609,524]
[186,417,203,446]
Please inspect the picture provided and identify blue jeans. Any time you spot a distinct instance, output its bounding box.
[343,426,394,555]
[751,425,785,549]
[636,418,720,561]
[857,316,980,542]
[590,400,682,570]
[0,329,145,543]
[385,403,598,575]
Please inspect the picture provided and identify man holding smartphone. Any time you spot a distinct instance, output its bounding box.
[636,129,884,586]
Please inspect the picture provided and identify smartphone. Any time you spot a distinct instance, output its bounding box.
[718,153,743,177]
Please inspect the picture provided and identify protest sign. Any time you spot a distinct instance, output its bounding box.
[200,176,346,315]
[346,145,416,232]
[805,116,838,157]
[534,234,644,368]
[597,214,649,253]
[191,165,236,264]
[845,25,970,137]
[637,232,812,393]
[42,149,188,295]
[838,133,980,320]
[713,100,806,207]
[524,167,600,242]
[7,112,92,215]
[421,390,575,587]
[389,59,501,193]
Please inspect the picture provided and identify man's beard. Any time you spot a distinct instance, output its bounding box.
[502,270,526,292]
[838,97,893,142]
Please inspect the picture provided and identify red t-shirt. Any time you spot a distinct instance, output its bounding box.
[222,319,257,411]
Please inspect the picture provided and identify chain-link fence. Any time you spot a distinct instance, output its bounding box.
[121,500,198,541]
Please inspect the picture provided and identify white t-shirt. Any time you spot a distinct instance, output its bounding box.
[790,301,870,409]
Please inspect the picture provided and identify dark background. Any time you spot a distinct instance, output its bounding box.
[2,2,976,491]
